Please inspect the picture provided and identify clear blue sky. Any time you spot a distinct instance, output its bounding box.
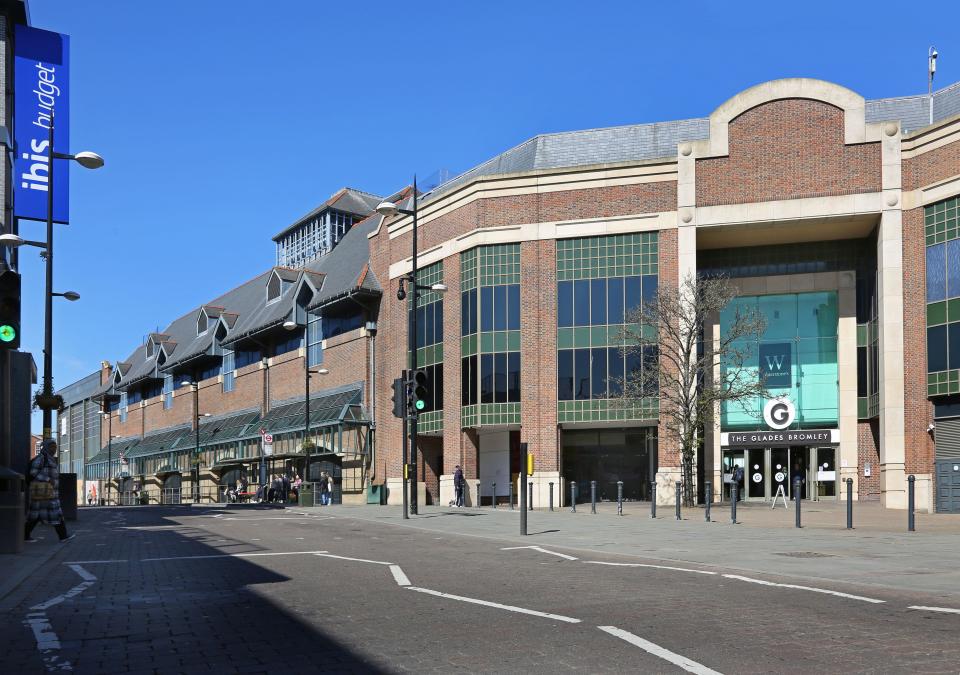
[24,0,960,431]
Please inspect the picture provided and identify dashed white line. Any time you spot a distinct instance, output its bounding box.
[406,586,581,623]
[722,574,884,604]
[390,565,411,586]
[909,605,960,614]
[501,545,578,560]
[598,626,722,675]
[585,560,716,575]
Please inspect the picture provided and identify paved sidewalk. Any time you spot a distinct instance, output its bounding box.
[322,503,960,600]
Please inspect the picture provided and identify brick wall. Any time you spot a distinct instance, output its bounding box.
[857,420,880,500]
[656,227,681,467]
[696,99,881,206]
[902,207,935,474]
[904,137,960,191]
[441,254,463,475]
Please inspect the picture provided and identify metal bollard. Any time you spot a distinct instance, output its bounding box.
[476,480,481,509]
[794,478,802,528]
[731,483,738,524]
[570,481,577,513]
[705,481,712,522]
[617,481,623,516]
[529,482,534,511]
[651,482,657,518]
[549,482,554,511]
[492,483,497,509]
[675,481,682,520]
[591,480,597,514]
[509,482,514,510]
[908,474,916,532]
[846,478,853,529]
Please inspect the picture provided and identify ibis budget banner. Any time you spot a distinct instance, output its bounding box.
[14,24,70,223]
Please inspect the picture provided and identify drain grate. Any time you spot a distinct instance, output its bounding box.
[774,551,837,558]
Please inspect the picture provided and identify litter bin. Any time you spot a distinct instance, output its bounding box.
[367,483,386,505]
[59,473,78,521]
[298,483,314,507]
[0,467,25,554]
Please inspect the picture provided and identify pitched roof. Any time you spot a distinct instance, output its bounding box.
[271,187,383,241]
[304,212,382,309]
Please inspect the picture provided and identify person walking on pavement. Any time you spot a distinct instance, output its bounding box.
[326,471,334,506]
[454,465,465,507]
[732,464,745,501]
[25,439,74,543]
[318,471,329,506]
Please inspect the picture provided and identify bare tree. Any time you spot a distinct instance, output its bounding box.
[619,274,768,506]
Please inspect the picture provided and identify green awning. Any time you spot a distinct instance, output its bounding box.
[260,387,364,435]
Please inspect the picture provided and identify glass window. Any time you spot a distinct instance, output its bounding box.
[574,280,590,326]
[558,282,573,327]
[435,299,444,345]
[607,278,624,324]
[574,349,590,401]
[857,346,867,397]
[462,355,477,406]
[480,287,493,332]
[508,352,521,402]
[591,347,607,399]
[625,276,642,319]
[927,244,946,302]
[493,286,507,331]
[608,347,624,396]
[494,352,507,402]
[223,348,235,393]
[949,239,960,299]
[433,363,444,411]
[558,350,573,400]
[928,325,948,372]
[591,279,607,325]
[949,323,960,371]
[507,285,520,330]
[307,312,323,367]
[641,275,658,307]
[119,392,128,423]
[625,350,643,391]
[480,354,494,403]
[163,375,173,410]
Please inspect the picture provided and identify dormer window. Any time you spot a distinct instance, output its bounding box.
[145,342,154,358]
[197,311,208,335]
[266,271,282,303]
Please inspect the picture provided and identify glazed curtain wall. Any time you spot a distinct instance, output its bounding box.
[721,291,839,430]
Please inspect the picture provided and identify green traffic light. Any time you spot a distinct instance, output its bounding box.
[0,324,16,342]
[415,399,425,411]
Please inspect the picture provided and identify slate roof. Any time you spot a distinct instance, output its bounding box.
[427,80,960,201]
[303,213,382,310]
[272,187,383,241]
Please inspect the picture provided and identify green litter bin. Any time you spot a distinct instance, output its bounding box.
[367,483,386,505]
[298,483,315,507]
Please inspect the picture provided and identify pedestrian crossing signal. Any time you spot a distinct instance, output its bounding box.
[411,369,428,413]
[0,268,21,350]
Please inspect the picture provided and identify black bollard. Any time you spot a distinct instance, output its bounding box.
[731,483,738,524]
[549,482,554,511]
[509,481,514,510]
[651,481,657,518]
[570,481,577,513]
[846,478,853,529]
[492,483,497,509]
[617,481,623,516]
[529,482,534,511]
[705,481,712,522]
[794,478,802,528]
[476,481,481,509]
[591,480,597,514]
[675,481,681,520]
[908,474,916,532]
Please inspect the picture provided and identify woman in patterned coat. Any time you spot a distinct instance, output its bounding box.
[25,439,74,542]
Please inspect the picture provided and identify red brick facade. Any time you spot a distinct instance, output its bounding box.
[904,138,960,191]
[696,99,881,206]
[857,420,880,500]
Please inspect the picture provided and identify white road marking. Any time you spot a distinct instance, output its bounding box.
[406,586,581,623]
[598,626,722,675]
[390,565,411,586]
[23,564,98,671]
[722,574,884,604]
[63,559,128,564]
[141,550,327,562]
[313,553,393,566]
[585,560,716,575]
[501,545,578,561]
[909,605,960,614]
[68,564,97,582]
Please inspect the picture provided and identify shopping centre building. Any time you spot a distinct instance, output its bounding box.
[59,77,960,512]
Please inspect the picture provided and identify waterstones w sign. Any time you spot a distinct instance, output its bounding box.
[14,25,70,223]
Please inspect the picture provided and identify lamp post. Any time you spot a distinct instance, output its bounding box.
[35,115,104,440]
[283,320,328,483]
[376,180,448,516]
[181,380,211,502]
[98,393,121,505]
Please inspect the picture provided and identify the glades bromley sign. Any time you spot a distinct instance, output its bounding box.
[13,24,70,223]
[721,396,839,447]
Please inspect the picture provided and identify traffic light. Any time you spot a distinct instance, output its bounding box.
[410,369,428,414]
[0,266,21,350]
[391,375,406,419]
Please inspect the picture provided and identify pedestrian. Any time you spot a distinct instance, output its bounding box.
[282,473,291,503]
[454,464,465,507]
[732,464,744,501]
[326,471,335,506]
[25,440,74,543]
[318,471,329,506]
[292,473,302,500]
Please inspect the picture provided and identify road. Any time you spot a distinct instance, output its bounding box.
[2,505,959,674]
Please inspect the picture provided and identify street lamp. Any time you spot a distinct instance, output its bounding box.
[99,393,121,505]
[181,380,211,502]
[23,113,103,440]
[375,179,448,517]
[282,319,328,484]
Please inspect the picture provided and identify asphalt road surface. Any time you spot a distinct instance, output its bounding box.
[2,505,959,674]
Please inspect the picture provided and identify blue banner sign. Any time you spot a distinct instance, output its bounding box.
[759,342,792,388]
[14,25,70,223]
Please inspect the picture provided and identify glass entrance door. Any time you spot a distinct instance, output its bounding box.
[747,448,766,500]
[771,448,789,500]
[813,447,837,499]
[722,450,744,501]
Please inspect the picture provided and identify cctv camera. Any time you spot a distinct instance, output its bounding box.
[927,423,936,432]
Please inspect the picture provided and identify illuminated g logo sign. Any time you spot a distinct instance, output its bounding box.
[763,397,795,430]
